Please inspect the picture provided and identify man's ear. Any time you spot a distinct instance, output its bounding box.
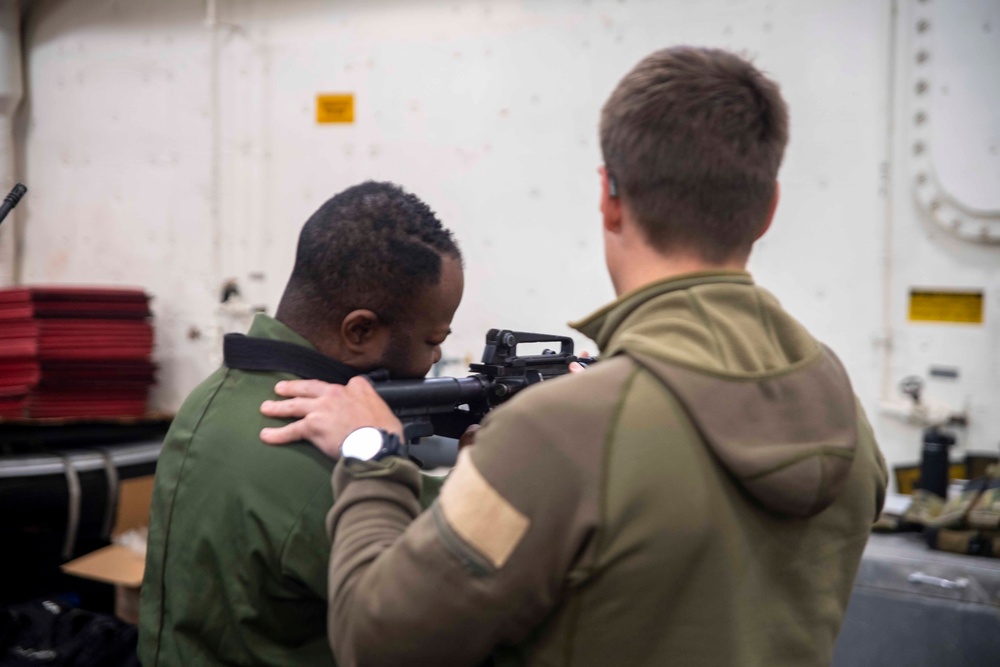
[340,309,390,355]
[599,166,623,235]
[756,180,780,241]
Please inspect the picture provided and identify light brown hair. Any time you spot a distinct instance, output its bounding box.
[600,47,789,263]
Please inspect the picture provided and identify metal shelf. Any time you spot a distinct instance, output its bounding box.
[0,440,162,479]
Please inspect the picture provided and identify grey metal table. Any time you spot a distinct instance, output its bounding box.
[833,532,1000,666]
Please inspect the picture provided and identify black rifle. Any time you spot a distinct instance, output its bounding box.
[372,329,594,441]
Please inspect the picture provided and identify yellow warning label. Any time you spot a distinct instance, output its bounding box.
[908,290,983,324]
[316,94,355,124]
[893,463,967,494]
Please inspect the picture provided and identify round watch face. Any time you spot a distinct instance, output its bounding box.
[341,427,385,461]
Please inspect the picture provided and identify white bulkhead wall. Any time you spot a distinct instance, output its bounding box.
[12,0,999,482]
[880,0,999,473]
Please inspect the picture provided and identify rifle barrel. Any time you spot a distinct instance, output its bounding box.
[374,376,487,409]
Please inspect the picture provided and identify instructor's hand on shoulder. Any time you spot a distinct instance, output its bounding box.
[259,377,404,459]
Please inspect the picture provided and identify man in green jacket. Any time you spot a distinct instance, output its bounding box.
[138,182,463,666]
[261,47,887,666]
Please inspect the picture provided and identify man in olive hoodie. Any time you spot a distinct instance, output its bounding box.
[261,47,887,666]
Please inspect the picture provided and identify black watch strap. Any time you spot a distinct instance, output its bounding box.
[373,430,405,461]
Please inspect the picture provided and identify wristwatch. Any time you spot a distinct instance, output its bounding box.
[340,426,406,462]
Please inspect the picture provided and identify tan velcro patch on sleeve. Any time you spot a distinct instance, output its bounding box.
[439,449,530,569]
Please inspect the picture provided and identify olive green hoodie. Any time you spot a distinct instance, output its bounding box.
[324,271,887,667]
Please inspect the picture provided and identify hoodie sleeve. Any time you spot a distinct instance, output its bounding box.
[324,359,634,667]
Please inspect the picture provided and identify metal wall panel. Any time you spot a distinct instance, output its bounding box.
[12,0,997,475]
[880,0,1000,470]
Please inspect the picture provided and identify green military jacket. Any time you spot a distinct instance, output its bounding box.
[139,315,346,666]
[323,271,888,667]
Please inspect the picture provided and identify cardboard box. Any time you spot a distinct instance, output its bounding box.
[61,475,154,625]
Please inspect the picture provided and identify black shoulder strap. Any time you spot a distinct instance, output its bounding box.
[223,333,360,384]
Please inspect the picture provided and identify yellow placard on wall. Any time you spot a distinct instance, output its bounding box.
[893,463,967,494]
[908,290,983,324]
[316,94,355,124]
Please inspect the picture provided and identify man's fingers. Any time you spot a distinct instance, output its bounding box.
[260,412,343,457]
[345,375,377,394]
[568,350,594,374]
[273,379,339,399]
[458,424,480,449]
[260,396,317,418]
[260,420,308,446]
[261,375,401,456]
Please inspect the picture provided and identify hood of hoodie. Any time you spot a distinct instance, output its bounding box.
[572,271,858,519]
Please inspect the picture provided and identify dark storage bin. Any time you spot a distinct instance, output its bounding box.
[0,442,160,606]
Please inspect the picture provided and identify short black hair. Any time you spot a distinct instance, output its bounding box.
[278,181,461,331]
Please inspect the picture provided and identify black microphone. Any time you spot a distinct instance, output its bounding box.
[0,183,27,227]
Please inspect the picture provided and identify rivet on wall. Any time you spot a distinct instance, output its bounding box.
[909,3,1000,244]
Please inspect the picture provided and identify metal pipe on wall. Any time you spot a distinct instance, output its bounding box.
[880,0,898,403]
[0,0,24,286]
[206,0,223,283]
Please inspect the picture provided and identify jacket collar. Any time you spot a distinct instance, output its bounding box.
[224,314,360,384]
[570,270,754,352]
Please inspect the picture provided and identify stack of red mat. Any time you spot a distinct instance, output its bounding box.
[0,287,156,419]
